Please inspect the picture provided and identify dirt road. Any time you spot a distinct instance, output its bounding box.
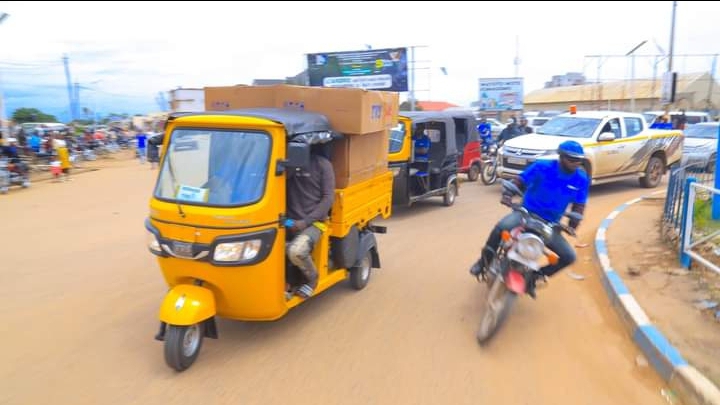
[1,159,673,405]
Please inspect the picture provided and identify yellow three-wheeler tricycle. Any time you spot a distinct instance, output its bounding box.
[146,108,392,371]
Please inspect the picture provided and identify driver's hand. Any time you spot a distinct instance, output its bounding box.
[291,220,308,232]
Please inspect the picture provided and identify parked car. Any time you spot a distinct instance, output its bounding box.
[643,110,711,127]
[528,116,551,132]
[681,122,720,172]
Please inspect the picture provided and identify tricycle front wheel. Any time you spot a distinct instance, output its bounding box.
[164,323,204,372]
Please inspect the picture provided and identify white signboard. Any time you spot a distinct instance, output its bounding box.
[478,78,524,111]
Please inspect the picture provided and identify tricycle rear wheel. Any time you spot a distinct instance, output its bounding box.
[350,249,372,290]
[467,164,480,182]
[164,323,204,372]
[443,182,457,206]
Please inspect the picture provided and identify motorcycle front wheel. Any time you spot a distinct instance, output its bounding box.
[476,276,517,345]
[480,159,498,185]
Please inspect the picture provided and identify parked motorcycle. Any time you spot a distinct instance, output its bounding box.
[480,138,498,185]
[476,179,581,344]
[0,158,31,194]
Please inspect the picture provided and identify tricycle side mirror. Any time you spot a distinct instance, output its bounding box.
[276,142,310,175]
[598,132,616,142]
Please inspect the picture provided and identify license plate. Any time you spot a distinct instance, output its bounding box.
[506,157,525,165]
[172,241,194,258]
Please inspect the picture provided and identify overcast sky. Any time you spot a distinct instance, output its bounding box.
[1,1,718,121]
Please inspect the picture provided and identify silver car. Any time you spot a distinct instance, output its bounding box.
[681,122,720,172]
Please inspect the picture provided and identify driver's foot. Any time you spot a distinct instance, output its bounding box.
[469,261,484,278]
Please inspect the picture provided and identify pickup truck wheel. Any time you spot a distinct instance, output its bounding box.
[640,156,664,188]
[706,155,716,174]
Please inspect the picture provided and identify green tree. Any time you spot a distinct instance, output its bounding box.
[399,101,423,111]
[11,108,58,124]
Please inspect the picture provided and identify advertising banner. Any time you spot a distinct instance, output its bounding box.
[478,78,524,111]
[306,47,408,92]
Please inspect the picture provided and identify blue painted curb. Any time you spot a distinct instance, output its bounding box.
[595,191,720,405]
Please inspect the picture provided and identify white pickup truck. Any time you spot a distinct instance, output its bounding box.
[497,110,684,188]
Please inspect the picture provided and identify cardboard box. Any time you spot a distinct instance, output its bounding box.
[204,85,399,134]
[332,129,389,188]
[204,85,275,111]
[274,85,399,134]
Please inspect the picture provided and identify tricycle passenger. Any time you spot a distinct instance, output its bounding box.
[286,145,336,298]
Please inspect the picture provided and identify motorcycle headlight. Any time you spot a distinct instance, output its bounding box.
[516,233,545,260]
[489,145,497,153]
[147,230,162,254]
[213,240,262,262]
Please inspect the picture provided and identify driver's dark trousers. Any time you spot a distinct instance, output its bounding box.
[480,211,576,277]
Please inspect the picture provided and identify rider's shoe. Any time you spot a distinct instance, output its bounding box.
[469,260,485,278]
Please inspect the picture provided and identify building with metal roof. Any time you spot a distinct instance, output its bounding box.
[524,72,720,113]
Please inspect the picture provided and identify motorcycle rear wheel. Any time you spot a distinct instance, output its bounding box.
[476,277,517,345]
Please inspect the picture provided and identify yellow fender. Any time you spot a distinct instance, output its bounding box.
[159,284,216,326]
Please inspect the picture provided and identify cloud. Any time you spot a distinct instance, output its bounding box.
[1,1,719,122]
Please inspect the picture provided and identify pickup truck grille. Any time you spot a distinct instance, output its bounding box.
[500,147,548,170]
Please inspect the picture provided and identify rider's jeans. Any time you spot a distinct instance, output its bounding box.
[483,211,576,277]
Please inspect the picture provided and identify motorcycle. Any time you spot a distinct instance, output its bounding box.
[476,179,581,344]
[480,138,498,185]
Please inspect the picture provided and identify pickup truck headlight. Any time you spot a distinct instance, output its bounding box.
[214,240,262,262]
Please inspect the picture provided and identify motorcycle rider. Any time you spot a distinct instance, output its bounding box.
[469,140,589,298]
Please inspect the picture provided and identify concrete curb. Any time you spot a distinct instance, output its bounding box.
[594,191,720,405]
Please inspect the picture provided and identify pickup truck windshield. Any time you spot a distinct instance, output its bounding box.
[389,121,406,153]
[536,117,602,138]
[154,128,271,207]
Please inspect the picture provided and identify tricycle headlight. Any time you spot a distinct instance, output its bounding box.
[147,230,162,253]
[214,240,262,262]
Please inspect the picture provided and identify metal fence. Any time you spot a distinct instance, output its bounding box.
[681,182,720,275]
[662,163,715,237]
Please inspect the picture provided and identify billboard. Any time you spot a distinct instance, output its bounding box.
[306,47,408,92]
[478,78,524,111]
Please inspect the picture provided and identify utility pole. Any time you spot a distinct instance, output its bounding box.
[408,45,429,111]
[62,54,75,122]
[514,35,521,78]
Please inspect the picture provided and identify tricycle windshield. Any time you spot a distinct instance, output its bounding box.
[154,128,271,207]
[536,117,601,138]
[388,121,407,153]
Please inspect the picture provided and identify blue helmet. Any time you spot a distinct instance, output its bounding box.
[557,140,585,159]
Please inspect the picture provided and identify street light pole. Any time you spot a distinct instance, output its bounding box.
[625,40,647,112]
[0,12,9,140]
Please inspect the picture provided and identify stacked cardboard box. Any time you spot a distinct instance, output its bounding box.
[204,85,398,188]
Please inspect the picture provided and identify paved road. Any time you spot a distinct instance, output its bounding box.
[1,159,671,405]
